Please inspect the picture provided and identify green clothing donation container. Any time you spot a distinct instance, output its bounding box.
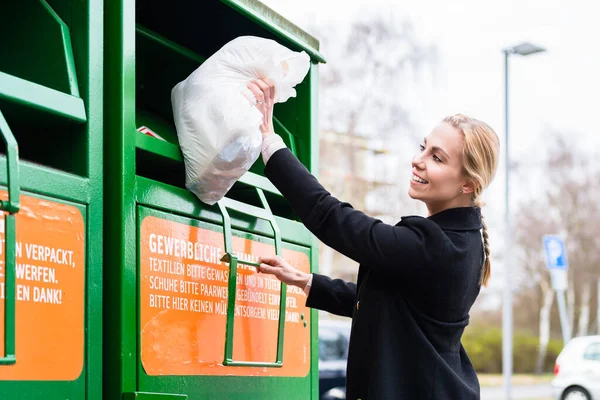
[104,1,325,399]
[0,1,103,399]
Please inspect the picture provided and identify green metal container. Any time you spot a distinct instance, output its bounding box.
[104,1,325,399]
[0,0,103,399]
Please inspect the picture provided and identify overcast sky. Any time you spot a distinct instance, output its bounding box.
[262,0,600,302]
[264,0,599,150]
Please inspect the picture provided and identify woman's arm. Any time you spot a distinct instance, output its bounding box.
[306,274,356,318]
[257,256,356,318]
[248,79,444,280]
[264,148,444,278]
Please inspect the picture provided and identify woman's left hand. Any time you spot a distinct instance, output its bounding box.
[247,78,276,139]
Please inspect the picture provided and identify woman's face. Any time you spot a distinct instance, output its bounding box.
[408,122,473,214]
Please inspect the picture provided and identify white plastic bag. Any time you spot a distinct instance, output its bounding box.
[171,36,310,205]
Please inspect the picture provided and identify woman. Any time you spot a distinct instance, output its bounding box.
[248,79,500,400]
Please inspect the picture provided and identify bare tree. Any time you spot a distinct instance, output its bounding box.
[513,132,600,373]
[308,12,437,281]
[315,12,437,140]
[514,203,559,373]
[544,135,600,337]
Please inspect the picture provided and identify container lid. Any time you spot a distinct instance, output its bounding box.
[222,0,326,63]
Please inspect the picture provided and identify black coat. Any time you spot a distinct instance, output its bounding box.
[265,149,484,400]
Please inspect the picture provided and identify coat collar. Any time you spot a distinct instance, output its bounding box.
[400,207,482,231]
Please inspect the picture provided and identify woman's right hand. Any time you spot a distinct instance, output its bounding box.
[257,255,310,289]
[247,78,276,140]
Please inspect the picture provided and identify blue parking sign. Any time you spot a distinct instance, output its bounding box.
[543,235,568,270]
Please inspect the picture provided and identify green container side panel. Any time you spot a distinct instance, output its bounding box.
[222,0,326,63]
[77,1,105,399]
[132,1,319,186]
[134,140,301,223]
[0,72,86,124]
[103,0,140,398]
[0,157,90,204]
[0,0,103,178]
[136,206,314,400]
[0,0,79,95]
[0,0,87,138]
[0,383,84,399]
[124,393,188,400]
[139,377,312,400]
[0,0,103,399]
[105,1,322,399]
[134,176,312,247]
[0,191,88,399]
[308,65,320,175]
[309,236,321,399]
[309,47,321,400]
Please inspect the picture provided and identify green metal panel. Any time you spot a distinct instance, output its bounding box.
[134,177,313,248]
[0,156,90,204]
[0,0,80,95]
[136,206,314,400]
[0,1,87,124]
[308,65,321,180]
[132,2,319,176]
[105,1,322,398]
[0,110,19,365]
[134,26,299,160]
[0,190,88,398]
[80,1,105,398]
[308,63,321,400]
[0,71,86,124]
[217,190,287,367]
[104,0,138,398]
[0,0,103,399]
[124,393,188,400]
[220,0,326,63]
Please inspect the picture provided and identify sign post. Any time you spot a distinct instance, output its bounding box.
[543,235,571,344]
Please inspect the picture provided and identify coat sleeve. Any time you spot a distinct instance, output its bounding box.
[305,274,356,318]
[264,149,445,279]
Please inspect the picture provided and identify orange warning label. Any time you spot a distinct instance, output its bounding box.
[0,192,85,380]
[140,215,311,377]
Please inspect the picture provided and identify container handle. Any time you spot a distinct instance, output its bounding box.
[217,188,285,367]
[0,110,20,366]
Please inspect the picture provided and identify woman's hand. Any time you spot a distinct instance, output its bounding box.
[257,255,310,289]
[247,78,276,139]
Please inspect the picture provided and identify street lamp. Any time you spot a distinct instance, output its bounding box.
[502,41,546,400]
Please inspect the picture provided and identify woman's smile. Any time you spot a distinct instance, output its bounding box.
[411,173,429,185]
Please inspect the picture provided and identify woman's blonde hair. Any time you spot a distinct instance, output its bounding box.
[443,114,500,287]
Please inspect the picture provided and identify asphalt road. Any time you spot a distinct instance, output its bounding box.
[481,383,554,400]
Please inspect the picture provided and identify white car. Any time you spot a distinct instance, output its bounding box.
[552,335,600,400]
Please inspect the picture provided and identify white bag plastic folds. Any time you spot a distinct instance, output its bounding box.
[171,36,310,205]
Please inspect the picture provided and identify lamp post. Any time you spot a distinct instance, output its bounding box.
[502,41,546,400]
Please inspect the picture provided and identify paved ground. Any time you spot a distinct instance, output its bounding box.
[481,383,554,400]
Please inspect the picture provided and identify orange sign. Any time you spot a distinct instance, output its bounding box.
[0,192,85,380]
[140,215,311,377]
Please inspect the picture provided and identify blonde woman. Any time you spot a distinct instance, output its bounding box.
[248,79,500,400]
